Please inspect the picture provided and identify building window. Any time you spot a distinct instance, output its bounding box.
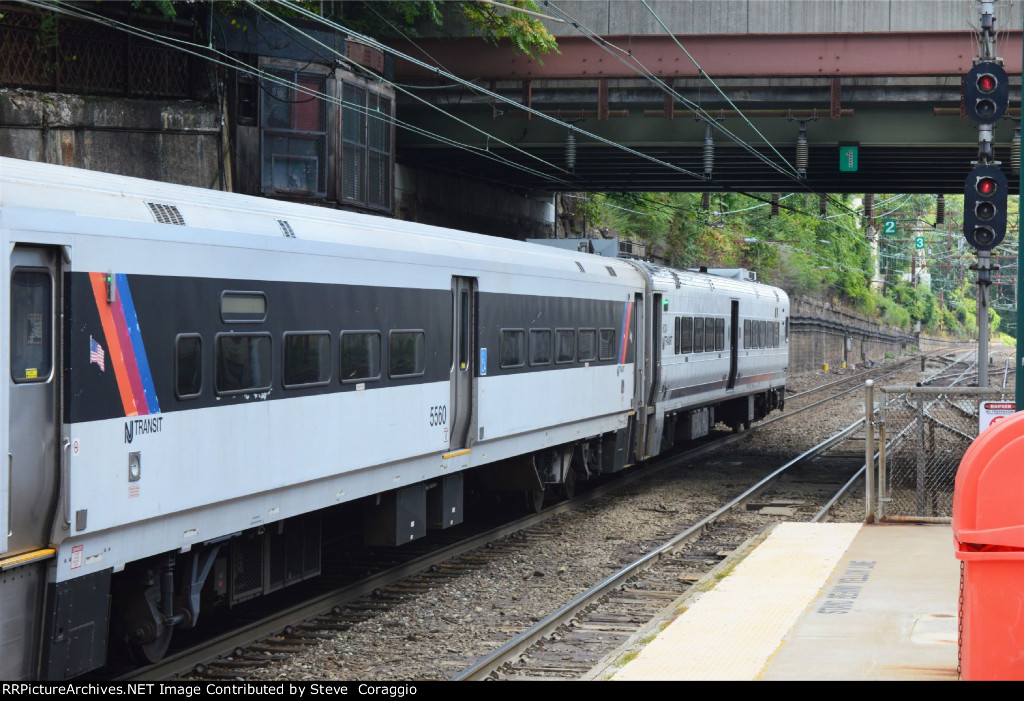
[260,62,329,197]
[341,80,393,212]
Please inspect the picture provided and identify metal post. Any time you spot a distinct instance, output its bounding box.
[1017,14,1023,411]
[916,395,926,517]
[976,249,991,387]
[877,397,887,522]
[864,380,875,522]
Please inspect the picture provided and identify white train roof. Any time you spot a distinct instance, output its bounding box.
[0,157,646,290]
[635,260,789,303]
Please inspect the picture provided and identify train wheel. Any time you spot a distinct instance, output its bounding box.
[129,624,173,664]
[524,488,544,513]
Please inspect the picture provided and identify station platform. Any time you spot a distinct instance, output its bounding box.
[605,521,960,681]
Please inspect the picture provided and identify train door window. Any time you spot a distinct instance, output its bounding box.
[679,317,693,354]
[11,269,52,382]
[530,329,552,365]
[341,331,381,382]
[555,328,575,364]
[743,320,749,349]
[389,330,425,378]
[175,334,202,399]
[283,332,331,388]
[693,318,705,353]
[715,318,725,351]
[599,328,616,361]
[784,318,789,342]
[500,329,525,368]
[578,329,597,362]
[215,333,272,394]
[673,317,680,354]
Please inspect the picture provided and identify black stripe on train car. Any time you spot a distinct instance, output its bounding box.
[64,274,633,423]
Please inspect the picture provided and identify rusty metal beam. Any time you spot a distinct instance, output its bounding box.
[389,32,1019,80]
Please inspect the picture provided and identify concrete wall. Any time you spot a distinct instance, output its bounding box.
[788,295,918,375]
[0,90,223,188]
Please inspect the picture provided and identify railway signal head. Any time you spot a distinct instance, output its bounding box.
[965,62,1009,123]
[963,164,1008,250]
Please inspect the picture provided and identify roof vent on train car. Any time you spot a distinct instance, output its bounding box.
[576,261,585,273]
[145,202,185,226]
[277,219,296,238]
[606,266,617,276]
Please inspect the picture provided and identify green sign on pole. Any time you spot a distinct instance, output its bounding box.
[839,146,859,172]
[883,219,897,236]
[915,236,925,250]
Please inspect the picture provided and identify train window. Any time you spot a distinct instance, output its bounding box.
[578,329,597,362]
[530,329,552,365]
[679,317,693,354]
[673,317,680,354]
[555,328,575,364]
[175,334,202,399]
[389,330,425,378]
[215,333,272,394]
[774,322,780,348]
[715,318,725,351]
[761,320,768,348]
[11,269,52,383]
[743,320,749,349]
[693,318,705,353]
[341,331,381,382]
[221,291,268,323]
[500,329,526,368]
[705,318,715,351]
[283,332,331,388]
[599,328,616,361]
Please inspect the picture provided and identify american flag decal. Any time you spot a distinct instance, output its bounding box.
[89,336,105,371]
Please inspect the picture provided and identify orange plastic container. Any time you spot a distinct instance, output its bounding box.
[952,410,1024,681]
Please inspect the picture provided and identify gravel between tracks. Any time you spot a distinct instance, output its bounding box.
[234,355,961,681]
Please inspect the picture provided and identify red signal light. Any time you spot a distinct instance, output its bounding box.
[977,176,998,195]
[977,73,997,92]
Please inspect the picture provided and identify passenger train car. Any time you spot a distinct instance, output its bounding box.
[0,157,787,679]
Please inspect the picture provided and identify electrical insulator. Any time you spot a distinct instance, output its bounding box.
[936,194,945,225]
[701,191,711,211]
[819,193,828,216]
[796,123,808,178]
[565,131,577,173]
[1011,126,1021,174]
[703,122,714,179]
[770,193,780,217]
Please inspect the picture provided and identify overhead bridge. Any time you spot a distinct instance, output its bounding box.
[386,0,1022,195]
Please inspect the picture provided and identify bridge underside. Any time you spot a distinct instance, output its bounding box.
[389,35,1022,196]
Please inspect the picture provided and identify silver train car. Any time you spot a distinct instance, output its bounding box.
[0,157,787,679]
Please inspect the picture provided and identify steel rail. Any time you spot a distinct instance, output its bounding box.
[451,416,869,681]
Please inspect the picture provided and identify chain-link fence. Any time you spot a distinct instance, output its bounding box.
[866,385,1014,522]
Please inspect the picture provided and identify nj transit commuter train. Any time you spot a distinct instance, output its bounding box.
[0,157,787,679]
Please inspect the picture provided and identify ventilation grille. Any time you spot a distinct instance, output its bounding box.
[576,261,585,273]
[606,266,617,277]
[277,219,296,238]
[146,202,185,225]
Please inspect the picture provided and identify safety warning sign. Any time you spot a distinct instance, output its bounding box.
[979,401,1016,434]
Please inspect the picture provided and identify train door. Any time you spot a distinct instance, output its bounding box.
[648,294,662,405]
[727,300,739,389]
[449,276,476,450]
[8,246,61,556]
[4,245,61,680]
